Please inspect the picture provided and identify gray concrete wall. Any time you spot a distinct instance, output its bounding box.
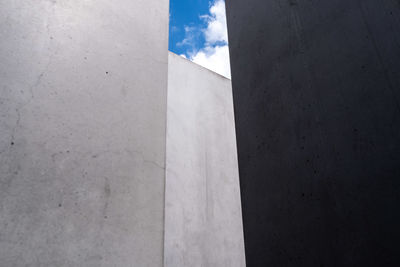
[226,0,400,266]
[164,52,245,267]
[0,0,169,266]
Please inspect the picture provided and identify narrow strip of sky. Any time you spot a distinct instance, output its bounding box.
[169,0,231,79]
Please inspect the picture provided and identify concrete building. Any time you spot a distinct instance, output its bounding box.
[0,1,244,266]
[165,53,245,267]
[5,0,398,265]
[0,0,169,265]
[226,0,400,266]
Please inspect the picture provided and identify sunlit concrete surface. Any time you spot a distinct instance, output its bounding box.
[0,0,169,266]
[164,52,245,267]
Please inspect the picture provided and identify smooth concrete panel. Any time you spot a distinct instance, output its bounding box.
[165,52,245,267]
[0,0,169,266]
[226,0,400,266]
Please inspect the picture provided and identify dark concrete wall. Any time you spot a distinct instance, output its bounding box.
[226,0,400,266]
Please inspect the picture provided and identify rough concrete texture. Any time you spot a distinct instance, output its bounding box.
[164,52,246,267]
[226,0,400,266]
[0,0,169,266]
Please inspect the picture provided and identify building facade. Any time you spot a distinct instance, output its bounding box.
[226,0,400,266]
[0,1,245,266]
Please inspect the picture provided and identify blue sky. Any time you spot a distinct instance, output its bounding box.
[169,0,209,56]
[169,0,231,78]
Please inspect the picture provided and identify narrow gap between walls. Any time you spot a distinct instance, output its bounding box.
[169,0,231,79]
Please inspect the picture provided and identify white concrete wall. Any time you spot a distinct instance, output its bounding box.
[165,52,246,267]
[0,0,169,266]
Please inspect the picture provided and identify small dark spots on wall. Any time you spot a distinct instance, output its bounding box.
[50,36,53,39]
[58,203,62,207]
[84,57,87,60]
[10,142,14,146]
[104,216,108,219]
[301,146,305,150]
[105,71,109,74]
[353,128,358,132]
[306,159,310,163]
[104,182,111,197]
[92,155,97,158]
[314,170,317,174]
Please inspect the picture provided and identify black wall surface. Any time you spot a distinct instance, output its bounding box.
[226,0,400,266]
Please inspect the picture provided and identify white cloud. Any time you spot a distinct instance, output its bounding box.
[176,26,197,47]
[192,45,231,79]
[178,0,231,79]
[201,0,228,44]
